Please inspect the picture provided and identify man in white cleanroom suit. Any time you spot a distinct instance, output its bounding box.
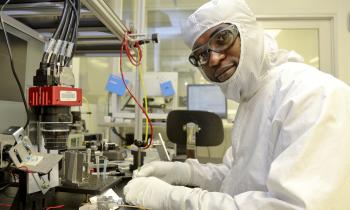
[124,0,350,209]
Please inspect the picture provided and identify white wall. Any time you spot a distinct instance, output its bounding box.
[247,0,350,84]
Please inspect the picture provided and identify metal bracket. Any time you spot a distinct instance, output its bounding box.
[183,122,200,158]
[6,128,62,194]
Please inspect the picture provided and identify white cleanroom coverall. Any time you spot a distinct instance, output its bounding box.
[124,0,350,209]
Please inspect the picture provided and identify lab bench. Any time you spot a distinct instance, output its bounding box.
[0,175,138,210]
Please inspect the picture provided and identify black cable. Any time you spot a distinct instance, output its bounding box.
[65,0,80,66]
[59,5,72,41]
[111,127,127,142]
[42,0,69,63]
[52,0,69,40]
[74,0,81,42]
[71,0,80,46]
[64,8,76,42]
[59,5,76,66]
[50,3,72,67]
[69,0,80,27]
[0,0,31,130]
[60,0,79,66]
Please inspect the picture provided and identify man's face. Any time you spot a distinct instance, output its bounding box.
[190,23,241,82]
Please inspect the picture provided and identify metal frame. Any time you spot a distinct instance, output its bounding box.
[0,14,45,42]
[81,0,128,41]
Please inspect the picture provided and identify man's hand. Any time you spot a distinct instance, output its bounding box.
[124,177,174,210]
[133,161,191,185]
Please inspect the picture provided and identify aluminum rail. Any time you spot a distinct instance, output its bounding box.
[0,14,45,42]
[81,0,128,40]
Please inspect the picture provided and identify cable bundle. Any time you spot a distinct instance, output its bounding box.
[41,0,81,68]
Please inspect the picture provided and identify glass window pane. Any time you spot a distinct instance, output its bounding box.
[265,29,320,68]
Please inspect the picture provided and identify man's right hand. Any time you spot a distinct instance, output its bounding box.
[133,161,192,186]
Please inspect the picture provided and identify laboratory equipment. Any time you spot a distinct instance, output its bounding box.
[166,110,224,158]
[4,126,62,208]
[28,0,82,151]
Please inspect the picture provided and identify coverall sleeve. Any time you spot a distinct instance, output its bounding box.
[165,79,350,210]
[184,146,233,191]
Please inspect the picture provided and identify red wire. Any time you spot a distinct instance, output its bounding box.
[18,165,34,173]
[120,37,153,149]
[0,204,12,207]
[46,205,64,210]
[123,38,142,66]
[0,204,65,209]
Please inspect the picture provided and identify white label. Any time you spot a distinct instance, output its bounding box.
[60,90,77,101]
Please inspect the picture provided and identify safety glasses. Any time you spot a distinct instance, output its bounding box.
[188,24,239,67]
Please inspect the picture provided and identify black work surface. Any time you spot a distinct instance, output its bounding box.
[0,176,140,210]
